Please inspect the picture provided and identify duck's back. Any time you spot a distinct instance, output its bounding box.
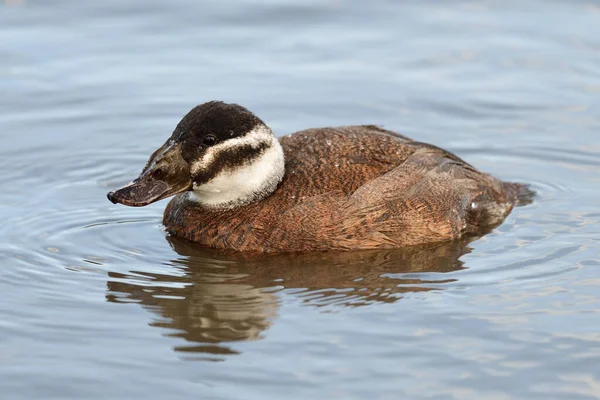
[164,126,524,252]
[277,125,415,197]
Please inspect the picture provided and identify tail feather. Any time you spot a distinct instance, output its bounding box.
[502,182,535,206]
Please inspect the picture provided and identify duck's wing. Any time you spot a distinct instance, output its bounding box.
[344,146,518,247]
[267,145,518,251]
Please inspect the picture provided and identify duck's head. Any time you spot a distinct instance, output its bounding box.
[107,101,285,209]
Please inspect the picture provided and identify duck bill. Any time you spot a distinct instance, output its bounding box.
[107,141,192,207]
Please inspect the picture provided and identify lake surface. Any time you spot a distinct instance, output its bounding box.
[1,1,600,399]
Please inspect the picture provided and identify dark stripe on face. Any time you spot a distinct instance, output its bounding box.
[192,141,271,185]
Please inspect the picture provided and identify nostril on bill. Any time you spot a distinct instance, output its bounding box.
[151,168,166,180]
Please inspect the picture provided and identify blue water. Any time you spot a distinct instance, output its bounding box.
[1,1,600,399]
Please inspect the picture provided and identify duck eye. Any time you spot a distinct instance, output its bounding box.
[202,135,217,147]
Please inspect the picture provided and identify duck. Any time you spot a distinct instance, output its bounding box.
[107,101,530,253]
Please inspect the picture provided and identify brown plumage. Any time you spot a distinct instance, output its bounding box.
[108,101,531,253]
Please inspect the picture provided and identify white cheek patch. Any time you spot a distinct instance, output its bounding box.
[189,126,285,209]
[191,125,274,176]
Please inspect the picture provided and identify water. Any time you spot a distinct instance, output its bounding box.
[1,0,600,398]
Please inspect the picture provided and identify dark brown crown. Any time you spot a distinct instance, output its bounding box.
[171,101,265,164]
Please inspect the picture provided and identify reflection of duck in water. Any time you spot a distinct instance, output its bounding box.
[108,263,277,357]
[106,237,476,359]
[108,101,531,252]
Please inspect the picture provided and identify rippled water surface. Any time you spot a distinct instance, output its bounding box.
[1,1,600,399]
